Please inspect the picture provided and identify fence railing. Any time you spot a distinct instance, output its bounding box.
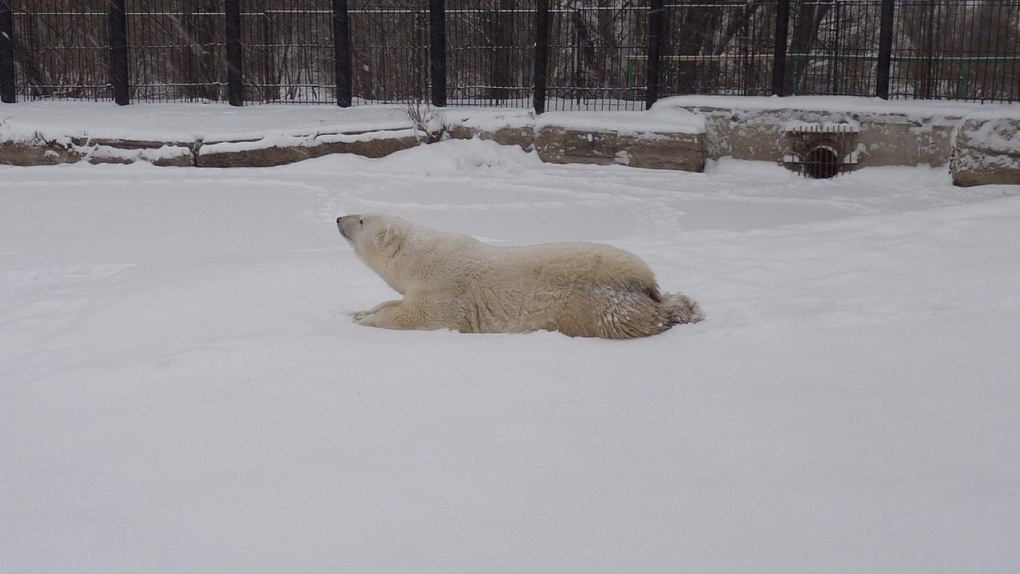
[1,1,1017,110]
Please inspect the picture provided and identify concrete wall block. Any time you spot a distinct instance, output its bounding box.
[197,145,322,168]
[950,117,1020,187]
[675,105,961,171]
[621,132,705,171]
[447,124,534,151]
[534,125,705,171]
[534,126,615,166]
[316,134,420,159]
[0,138,82,165]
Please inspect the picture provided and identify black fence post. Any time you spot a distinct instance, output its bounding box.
[646,0,664,110]
[0,0,15,103]
[771,0,790,96]
[876,0,895,99]
[429,0,446,106]
[225,0,243,106]
[533,0,549,114]
[332,0,352,107]
[109,0,130,105]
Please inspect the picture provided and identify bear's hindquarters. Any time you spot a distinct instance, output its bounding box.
[663,292,705,326]
[577,287,704,339]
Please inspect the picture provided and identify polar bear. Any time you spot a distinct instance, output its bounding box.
[336,214,703,339]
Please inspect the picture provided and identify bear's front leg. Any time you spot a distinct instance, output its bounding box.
[355,301,421,330]
[351,299,402,322]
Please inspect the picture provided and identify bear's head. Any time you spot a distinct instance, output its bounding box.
[337,213,403,257]
[337,213,408,291]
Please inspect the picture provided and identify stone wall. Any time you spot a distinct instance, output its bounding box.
[2,103,1019,187]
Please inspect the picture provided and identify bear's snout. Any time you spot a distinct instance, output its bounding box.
[336,214,366,240]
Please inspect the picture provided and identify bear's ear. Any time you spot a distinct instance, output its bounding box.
[374,225,399,251]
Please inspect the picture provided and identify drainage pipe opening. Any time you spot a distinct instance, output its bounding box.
[803,145,841,179]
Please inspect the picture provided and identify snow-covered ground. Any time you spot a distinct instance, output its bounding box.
[2,103,1020,573]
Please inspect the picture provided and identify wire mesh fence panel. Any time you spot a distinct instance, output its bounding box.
[127,0,226,103]
[890,0,1020,102]
[446,1,535,107]
[660,1,778,98]
[243,0,335,104]
[10,0,109,100]
[784,0,883,97]
[544,1,646,111]
[349,0,430,104]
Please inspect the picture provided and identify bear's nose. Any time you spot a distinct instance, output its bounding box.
[336,216,342,224]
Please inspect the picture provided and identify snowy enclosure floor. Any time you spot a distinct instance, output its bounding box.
[2,137,1020,574]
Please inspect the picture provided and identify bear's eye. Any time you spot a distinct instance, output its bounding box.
[358,218,364,226]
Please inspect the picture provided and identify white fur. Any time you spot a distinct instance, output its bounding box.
[337,214,703,338]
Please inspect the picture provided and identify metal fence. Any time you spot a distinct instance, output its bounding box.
[655,0,1020,101]
[1,0,1017,110]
